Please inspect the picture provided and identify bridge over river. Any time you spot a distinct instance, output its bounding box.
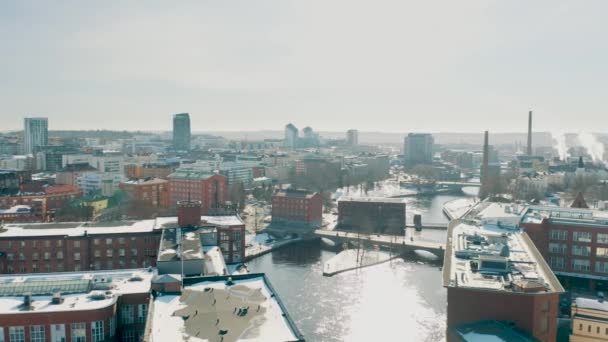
[314,229,446,259]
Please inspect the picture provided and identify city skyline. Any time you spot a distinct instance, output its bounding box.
[1,1,608,132]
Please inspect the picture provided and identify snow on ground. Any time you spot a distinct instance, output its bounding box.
[443,198,478,220]
[323,249,393,276]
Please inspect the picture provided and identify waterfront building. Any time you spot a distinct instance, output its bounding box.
[119,178,170,209]
[172,113,191,151]
[404,133,434,165]
[570,297,608,341]
[271,189,322,228]
[520,204,608,291]
[146,273,304,342]
[444,202,564,342]
[23,117,48,155]
[337,197,406,235]
[0,269,153,342]
[167,169,227,214]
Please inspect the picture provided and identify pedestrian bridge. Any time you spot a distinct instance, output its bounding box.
[314,229,446,260]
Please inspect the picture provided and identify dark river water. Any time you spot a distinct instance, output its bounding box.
[248,192,478,341]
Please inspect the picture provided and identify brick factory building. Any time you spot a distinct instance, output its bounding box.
[0,269,153,342]
[271,189,322,228]
[0,184,81,220]
[119,178,170,209]
[337,197,406,235]
[520,204,608,292]
[0,202,245,274]
[444,203,564,342]
[168,170,227,215]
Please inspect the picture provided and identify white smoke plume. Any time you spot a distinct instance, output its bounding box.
[577,132,606,163]
[551,131,569,161]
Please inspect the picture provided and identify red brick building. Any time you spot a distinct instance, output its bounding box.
[0,269,152,342]
[0,202,45,223]
[445,212,564,342]
[119,178,170,209]
[0,184,81,219]
[0,220,162,274]
[271,189,322,227]
[520,205,608,291]
[168,170,227,215]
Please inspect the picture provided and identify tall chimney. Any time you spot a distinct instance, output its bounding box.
[527,110,533,155]
[481,131,489,198]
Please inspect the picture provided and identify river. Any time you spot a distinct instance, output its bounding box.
[248,191,477,341]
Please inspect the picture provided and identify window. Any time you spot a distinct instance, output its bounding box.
[106,250,113,257]
[74,252,81,261]
[0,327,3,342]
[597,262,608,273]
[44,241,50,248]
[122,330,137,342]
[106,238,112,245]
[119,249,125,257]
[57,251,64,260]
[30,325,45,342]
[20,241,25,248]
[57,240,63,247]
[131,249,137,257]
[71,323,86,342]
[572,259,591,272]
[6,254,13,261]
[549,257,565,269]
[109,316,116,338]
[32,264,37,273]
[121,305,134,325]
[119,238,125,244]
[549,230,568,240]
[73,241,81,248]
[18,253,25,261]
[43,252,50,260]
[94,239,100,245]
[91,321,104,342]
[573,231,592,243]
[32,253,39,261]
[57,263,64,272]
[573,245,592,256]
[9,326,24,342]
[94,250,100,258]
[138,304,148,323]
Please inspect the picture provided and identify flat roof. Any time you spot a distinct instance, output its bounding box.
[453,320,537,342]
[338,197,406,204]
[521,205,608,226]
[149,274,304,342]
[575,297,608,312]
[274,189,317,199]
[0,215,244,239]
[0,269,153,314]
[443,202,563,294]
[121,178,167,185]
[168,170,218,180]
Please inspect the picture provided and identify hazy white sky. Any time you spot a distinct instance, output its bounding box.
[0,1,607,132]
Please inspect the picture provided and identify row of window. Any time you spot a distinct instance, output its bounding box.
[578,322,608,336]
[4,259,151,274]
[6,249,154,262]
[0,320,106,342]
[1,236,158,250]
[120,304,148,325]
[550,230,608,244]
[549,243,608,258]
[549,257,608,273]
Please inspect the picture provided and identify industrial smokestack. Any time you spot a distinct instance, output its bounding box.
[527,110,533,155]
[481,131,489,198]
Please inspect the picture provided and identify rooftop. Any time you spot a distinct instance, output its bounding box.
[149,274,304,342]
[453,320,537,342]
[0,205,33,214]
[443,202,563,294]
[521,205,608,226]
[575,297,608,312]
[338,197,406,204]
[168,169,219,181]
[0,269,153,314]
[274,189,317,199]
[121,178,168,185]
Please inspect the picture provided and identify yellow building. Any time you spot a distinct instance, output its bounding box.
[571,297,608,341]
[81,197,109,217]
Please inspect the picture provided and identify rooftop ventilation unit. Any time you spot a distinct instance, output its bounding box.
[51,292,63,304]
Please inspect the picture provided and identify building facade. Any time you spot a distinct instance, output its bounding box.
[271,190,322,227]
[405,133,434,165]
[119,178,170,209]
[172,113,191,151]
[23,117,48,155]
[337,197,406,234]
[168,170,227,214]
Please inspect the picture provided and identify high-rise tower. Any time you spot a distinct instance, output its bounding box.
[23,117,48,155]
[480,130,490,199]
[172,113,191,151]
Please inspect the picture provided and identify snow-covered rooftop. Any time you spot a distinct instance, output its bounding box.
[521,205,608,226]
[0,269,153,314]
[443,202,563,294]
[575,297,608,312]
[149,275,303,342]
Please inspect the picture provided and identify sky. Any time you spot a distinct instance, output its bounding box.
[0,0,607,133]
